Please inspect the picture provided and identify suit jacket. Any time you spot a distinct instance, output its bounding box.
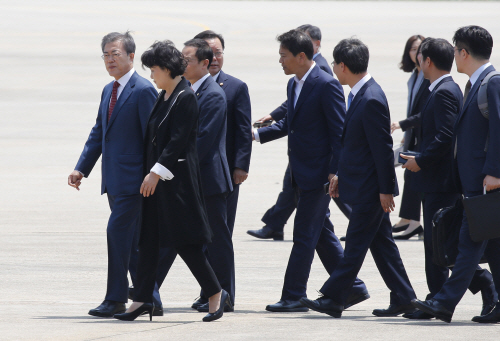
[400,71,431,152]
[270,54,333,121]
[75,71,158,196]
[258,64,345,191]
[412,77,461,193]
[141,78,211,247]
[338,78,398,204]
[453,65,500,195]
[216,70,252,174]
[195,76,233,196]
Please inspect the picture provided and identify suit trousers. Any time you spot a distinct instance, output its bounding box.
[281,186,367,301]
[433,204,500,312]
[201,193,235,304]
[422,192,493,299]
[134,194,221,303]
[398,169,422,221]
[263,165,352,232]
[105,193,142,303]
[226,181,240,236]
[320,200,416,306]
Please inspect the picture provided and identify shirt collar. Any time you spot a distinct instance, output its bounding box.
[211,71,221,82]
[351,74,372,98]
[428,74,451,92]
[313,52,320,60]
[116,67,135,87]
[192,73,211,93]
[470,62,492,87]
[294,62,316,84]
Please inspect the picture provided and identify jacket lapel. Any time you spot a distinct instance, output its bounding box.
[195,76,212,102]
[101,83,113,131]
[217,70,229,90]
[341,78,374,141]
[293,67,318,117]
[286,78,296,123]
[409,78,429,115]
[105,71,138,134]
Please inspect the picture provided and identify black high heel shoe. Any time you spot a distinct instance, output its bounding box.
[203,290,231,322]
[393,226,423,240]
[392,223,409,233]
[113,303,154,321]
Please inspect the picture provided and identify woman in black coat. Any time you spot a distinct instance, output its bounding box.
[114,40,230,322]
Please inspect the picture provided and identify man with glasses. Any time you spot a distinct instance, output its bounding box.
[68,31,158,317]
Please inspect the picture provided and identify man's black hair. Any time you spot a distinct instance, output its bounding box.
[277,29,314,60]
[184,38,213,69]
[420,38,454,72]
[193,30,225,50]
[297,24,322,41]
[333,38,369,74]
[453,25,493,60]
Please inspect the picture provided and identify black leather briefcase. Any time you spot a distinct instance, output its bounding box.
[463,189,500,242]
[432,200,463,268]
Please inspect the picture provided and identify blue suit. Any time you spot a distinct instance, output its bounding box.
[258,64,367,301]
[262,54,351,233]
[216,71,252,237]
[433,65,500,312]
[75,71,159,303]
[320,77,416,307]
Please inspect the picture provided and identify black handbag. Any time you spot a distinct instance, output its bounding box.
[463,188,500,242]
[432,199,463,268]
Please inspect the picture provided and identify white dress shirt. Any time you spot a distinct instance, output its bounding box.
[470,62,492,86]
[191,73,211,93]
[350,74,372,100]
[254,62,316,142]
[212,71,221,81]
[428,74,451,92]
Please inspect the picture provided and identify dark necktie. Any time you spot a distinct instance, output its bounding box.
[108,81,120,122]
[347,92,354,109]
[463,80,472,105]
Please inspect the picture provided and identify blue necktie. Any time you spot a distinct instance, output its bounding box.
[347,92,354,109]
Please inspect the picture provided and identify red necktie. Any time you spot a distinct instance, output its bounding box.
[108,81,120,122]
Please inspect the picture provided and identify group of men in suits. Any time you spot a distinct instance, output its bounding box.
[68,30,252,317]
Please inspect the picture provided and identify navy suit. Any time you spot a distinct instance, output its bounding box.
[262,54,351,233]
[320,78,416,307]
[433,65,500,312]
[216,71,252,236]
[75,71,159,303]
[258,64,367,301]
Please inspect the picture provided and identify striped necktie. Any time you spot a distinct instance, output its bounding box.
[108,81,120,122]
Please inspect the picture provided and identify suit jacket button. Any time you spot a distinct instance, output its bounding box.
[291,130,294,134]
[289,148,292,152]
[153,142,157,146]
[105,138,109,142]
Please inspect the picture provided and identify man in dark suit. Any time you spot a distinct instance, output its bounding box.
[301,38,416,318]
[412,25,500,323]
[254,30,368,312]
[402,38,496,319]
[67,31,160,317]
[248,24,351,241]
[189,30,252,312]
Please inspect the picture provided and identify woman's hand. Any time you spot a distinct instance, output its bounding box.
[140,172,161,197]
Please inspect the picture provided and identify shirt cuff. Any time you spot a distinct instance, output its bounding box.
[151,163,174,181]
[253,129,260,142]
[76,170,85,177]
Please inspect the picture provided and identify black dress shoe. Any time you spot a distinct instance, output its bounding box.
[480,282,498,316]
[197,302,234,312]
[203,290,232,322]
[392,223,409,233]
[372,303,416,317]
[339,236,346,241]
[247,226,284,240]
[402,310,434,319]
[88,300,126,318]
[393,225,423,240]
[411,298,452,323]
[265,300,309,312]
[191,296,208,310]
[300,296,343,318]
[472,302,500,323]
[114,303,154,321]
[344,290,370,309]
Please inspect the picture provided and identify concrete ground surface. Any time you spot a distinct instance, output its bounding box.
[1,1,500,340]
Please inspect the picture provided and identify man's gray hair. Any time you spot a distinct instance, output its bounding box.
[101,31,136,54]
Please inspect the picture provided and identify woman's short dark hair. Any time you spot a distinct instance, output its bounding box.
[400,34,425,72]
[183,38,213,69]
[141,40,187,78]
[420,38,454,72]
[333,38,369,74]
[453,25,493,60]
[277,29,314,60]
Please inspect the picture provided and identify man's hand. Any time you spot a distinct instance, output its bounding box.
[68,170,83,191]
[233,168,248,185]
[391,121,401,134]
[140,172,160,197]
[255,115,273,124]
[329,174,339,198]
[380,194,395,213]
[401,154,421,172]
[483,175,500,192]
